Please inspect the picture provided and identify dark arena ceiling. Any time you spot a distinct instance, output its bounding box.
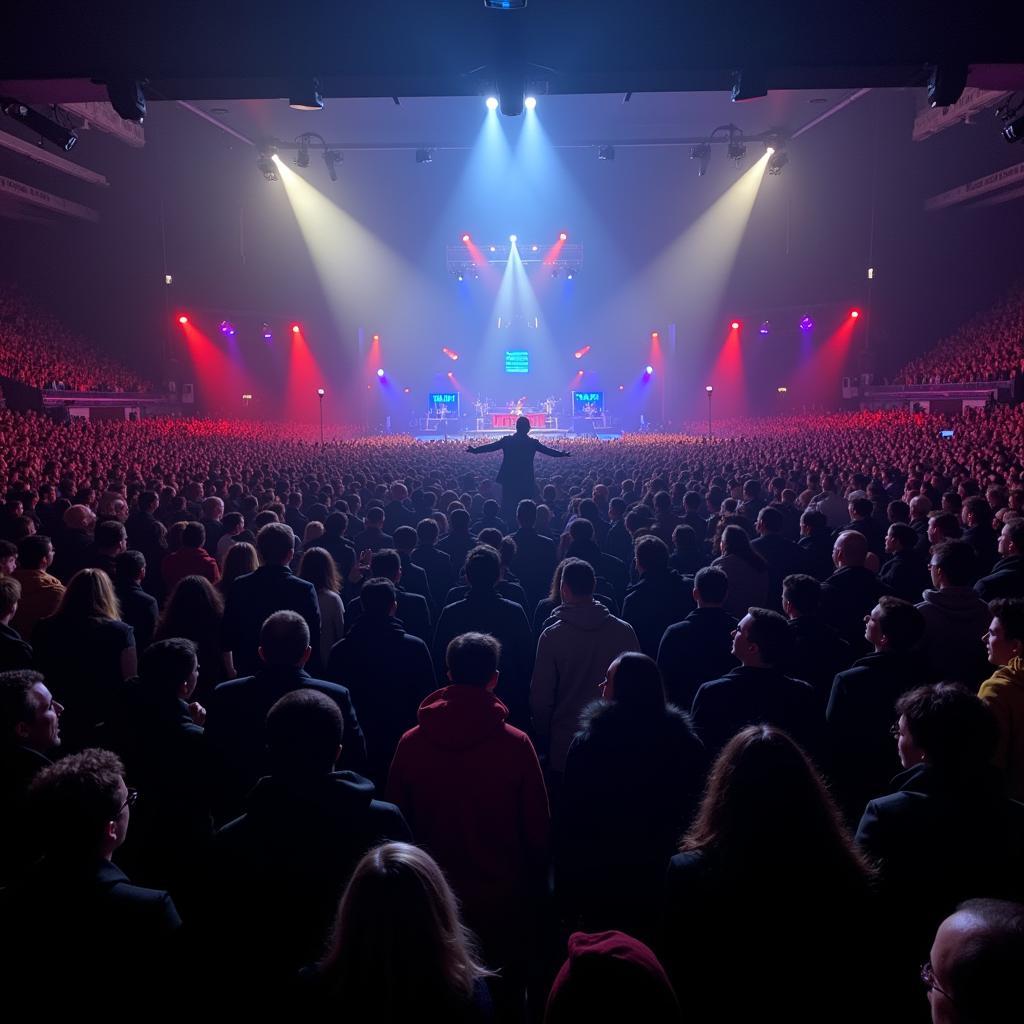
[1,0,1023,104]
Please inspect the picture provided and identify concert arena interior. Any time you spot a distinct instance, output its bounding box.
[2,4,1024,1021]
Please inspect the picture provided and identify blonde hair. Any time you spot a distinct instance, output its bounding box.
[319,843,489,1011]
[56,568,121,622]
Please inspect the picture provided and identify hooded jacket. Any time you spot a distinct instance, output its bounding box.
[916,587,991,687]
[530,601,639,772]
[979,656,1024,800]
[386,685,549,931]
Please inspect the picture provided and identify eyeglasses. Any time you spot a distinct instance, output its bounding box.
[920,962,955,1003]
[116,788,139,815]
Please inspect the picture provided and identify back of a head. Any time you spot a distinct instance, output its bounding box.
[516,415,531,434]
[897,682,997,774]
[139,638,197,696]
[446,632,500,687]
[608,653,666,715]
[875,596,926,652]
[758,507,784,534]
[545,930,682,1024]
[18,533,51,569]
[464,545,501,590]
[835,529,869,567]
[361,577,397,617]
[416,518,439,546]
[569,518,595,544]
[0,668,44,740]
[180,521,205,549]
[95,520,126,551]
[801,509,827,534]
[370,548,402,581]
[782,574,821,616]
[259,610,310,668]
[257,522,295,565]
[323,842,480,1004]
[888,522,917,551]
[939,899,1024,1024]
[114,549,146,583]
[635,534,669,574]
[392,525,417,552]
[324,511,347,538]
[29,748,124,858]
[683,725,863,875]
[450,508,470,533]
[517,499,537,527]
[365,505,385,527]
[58,568,119,621]
[850,498,873,519]
[562,557,596,599]
[694,565,728,605]
[932,539,977,587]
[0,575,21,619]
[266,688,343,777]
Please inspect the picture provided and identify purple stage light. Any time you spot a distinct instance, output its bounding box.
[759,321,770,335]
[799,315,814,331]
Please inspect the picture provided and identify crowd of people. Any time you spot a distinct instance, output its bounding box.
[0,286,152,392]
[2,401,1024,1021]
[893,283,1024,386]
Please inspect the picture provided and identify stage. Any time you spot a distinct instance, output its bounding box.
[412,426,622,442]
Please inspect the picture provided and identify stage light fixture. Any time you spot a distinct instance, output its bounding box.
[645,365,654,375]
[598,145,615,160]
[1,100,77,151]
[106,79,147,123]
[177,315,189,325]
[164,275,173,285]
[618,384,625,391]
[291,323,301,334]
[509,234,517,243]
[262,323,273,340]
[317,387,325,396]
[377,368,385,378]
[372,335,380,342]
[759,321,771,335]
[850,309,861,319]
[732,69,767,102]
[559,231,568,241]
[456,272,464,282]
[257,144,279,181]
[524,96,537,110]
[727,135,747,163]
[461,233,471,243]
[777,386,788,394]
[690,143,711,176]
[416,148,433,163]
[567,270,574,280]
[485,96,499,111]
[484,0,527,8]
[403,387,411,394]
[705,385,714,394]
[1002,114,1024,143]
[799,315,814,331]
[447,371,454,378]
[926,64,967,109]
[551,268,560,279]
[767,149,789,175]
[731,320,741,330]
[218,320,236,336]
[531,244,539,251]
[323,149,342,181]
[296,137,310,167]
[289,80,324,111]
[489,245,497,252]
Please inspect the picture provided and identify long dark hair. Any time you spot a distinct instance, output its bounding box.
[681,725,872,882]
[720,524,767,572]
[155,575,224,646]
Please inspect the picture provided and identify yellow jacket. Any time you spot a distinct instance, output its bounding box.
[10,568,65,641]
[979,656,1024,802]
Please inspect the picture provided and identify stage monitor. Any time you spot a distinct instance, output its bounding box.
[429,391,459,416]
[572,390,604,415]
[505,350,529,374]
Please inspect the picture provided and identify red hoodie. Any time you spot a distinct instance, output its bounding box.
[386,684,549,931]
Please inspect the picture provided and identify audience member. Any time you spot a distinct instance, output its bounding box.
[511,499,558,611]
[161,521,220,591]
[979,599,1024,800]
[879,521,931,603]
[975,519,1024,601]
[751,506,806,610]
[821,530,889,651]
[391,524,434,608]
[113,550,158,651]
[10,533,64,640]
[298,546,346,667]
[711,524,769,618]
[346,547,432,645]
[621,536,695,658]
[0,576,32,670]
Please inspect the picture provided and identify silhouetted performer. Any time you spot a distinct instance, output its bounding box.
[467,416,570,522]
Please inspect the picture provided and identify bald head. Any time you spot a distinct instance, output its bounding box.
[833,529,868,569]
[929,900,1024,1024]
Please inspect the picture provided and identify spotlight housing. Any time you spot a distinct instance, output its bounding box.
[705,385,714,394]
[262,323,273,340]
[296,137,310,167]
[926,64,968,109]
[731,69,768,102]
[645,365,654,375]
[461,233,471,243]
[323,149,342,181]
[690,143,711,176]
[376,368,385,378]
[1,100,77,151]
[559,231,568,241]
[598,144,615,160]
[485,96,499,111]
[218,320,236,337]
[291,323,301,334]
[799,315,815,331]
[1002,113,1024,143]
[759,321,771,335]
[106,79,147,123]
[727,135,747,163]
[767,149,789,175]
[509,234,517,243]
[289,80,324,111]
[416,148,433,164]
[177,315,189,325]
[731,321,741,331]
[524,96,537,110]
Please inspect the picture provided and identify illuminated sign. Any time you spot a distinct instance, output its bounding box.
[505,350,529,374]
[429,393,458,404]
[573,390,604,415]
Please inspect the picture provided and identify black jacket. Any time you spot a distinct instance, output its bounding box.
[975,554,1024,602]
[856,763,1024,966]
[603,518,634,567]
[0,744,51,882]
[437,530,477,578]
[963,522,998,575]
[821,565,889,651]
[410,545,456,612]
[750,533,806,611]
[878,549,930,604]
[621,569,696,659]
[205,666,366,820]
[397,553,434,608]
[825,650,922,824]
[327,616,436,787]
[691,665,820,762]
[798,533,835,582]
[448,578,529,615]
[556,700,705,941]
[114,580,159,651]
[785,615,854,711]
[0,620,33,671]
[510,526,558,610]
[203,772,410,989]
[222,564,323,676]
[382,499,418,536]
[0,858,181,1009]
[656,607,738,711]
[432,588,535,729]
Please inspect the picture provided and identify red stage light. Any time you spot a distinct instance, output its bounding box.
[291,324,301,334]
[177,315,189,325]
[731,321,741,330]
[372,334,380,343]
[461,233,470,243]
[652,332,659,339]
[850,309,861,319]
[559,231,568,241]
